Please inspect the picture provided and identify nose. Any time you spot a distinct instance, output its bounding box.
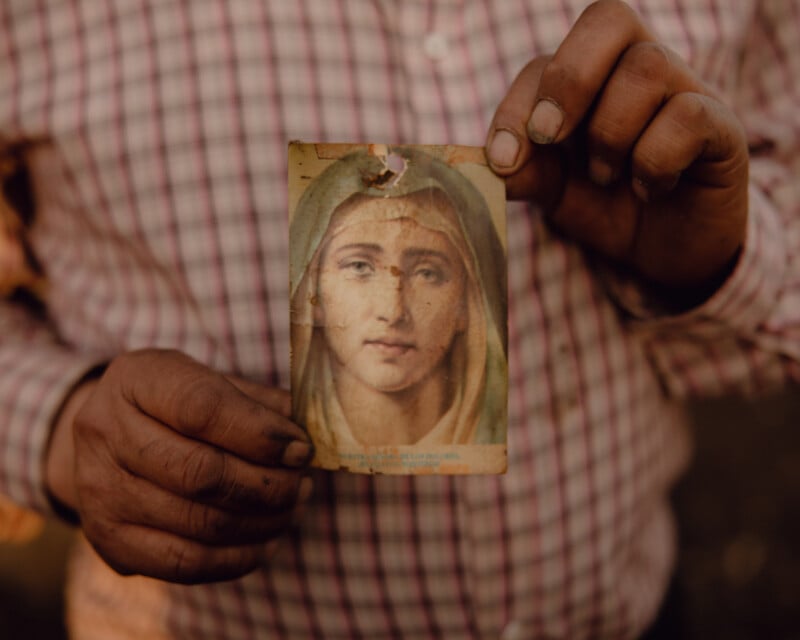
[374,269,409,325]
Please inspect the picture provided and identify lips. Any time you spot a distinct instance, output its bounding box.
[364,338,415,357]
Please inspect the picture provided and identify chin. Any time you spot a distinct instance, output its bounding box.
[359,369,424,394]
[365,377,418,394]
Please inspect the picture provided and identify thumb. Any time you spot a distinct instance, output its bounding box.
[485,56,566,205]
[485,58,546,176]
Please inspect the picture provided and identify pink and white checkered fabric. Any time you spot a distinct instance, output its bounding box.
[0,1,798,638]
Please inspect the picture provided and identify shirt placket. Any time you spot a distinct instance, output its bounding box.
[387,0,490,146]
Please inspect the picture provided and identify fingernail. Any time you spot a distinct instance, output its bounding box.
[589,157,617,186]
[487,129,520,168]
[282,440,314,468]
[527,99,564,144]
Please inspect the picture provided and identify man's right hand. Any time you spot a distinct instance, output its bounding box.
[45,349,314,584]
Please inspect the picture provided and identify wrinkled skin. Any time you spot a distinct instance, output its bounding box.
[46,349,313,584]
[486,0,748,305]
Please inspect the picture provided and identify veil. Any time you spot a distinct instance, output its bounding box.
[289,146,507,466]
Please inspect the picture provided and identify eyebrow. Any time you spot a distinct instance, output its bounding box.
[333,243,382,255]
[331,243,455,269]
[334,243,452,263]
[402,248,453,265]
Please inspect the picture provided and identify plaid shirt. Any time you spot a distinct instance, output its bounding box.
[1,1,798,638]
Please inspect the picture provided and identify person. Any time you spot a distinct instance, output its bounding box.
[0,0,797,638]
[290,147,507,461]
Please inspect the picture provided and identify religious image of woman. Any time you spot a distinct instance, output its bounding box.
[290,145,507,472]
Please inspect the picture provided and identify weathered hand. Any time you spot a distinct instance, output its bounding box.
[486,0,748,302]
[46,349,313,584]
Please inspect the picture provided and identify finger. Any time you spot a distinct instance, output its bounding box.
[226,376,292,419]
[117,350,311,466]
[486,57,547,175]
[112,409,307,512]
[486,57,570,205]
[97,471,312,546]
[86,519,268,584]
[630,92,748,202]
[584,41,707,186]
[225,376,313,466]
[527,0,653,145]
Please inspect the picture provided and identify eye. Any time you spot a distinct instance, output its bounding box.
[339,259,375,279]
[413,264,445,284]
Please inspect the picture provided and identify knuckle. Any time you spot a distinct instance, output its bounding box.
[166,541,199,583]
[238,397,270,432]
[584,0,638,24]
[180,445,227,499]
[596,0,638,19]
[75,461,130,517]
[632,147,668,179]
[587,116,628,156]
[75,473,114,511]
[621,42,671,86]
[72,408,106,441]
[632,145,683,186]
[541,58,584,98]
[679,93,746,159]
[185,502,246,541]
[672,92,710,126]
[175,379,226,435]
[104,352,130,378]
[116,347,170,377]
[185,501,221,537]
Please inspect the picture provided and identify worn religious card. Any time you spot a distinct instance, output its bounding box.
[289,142,507,475]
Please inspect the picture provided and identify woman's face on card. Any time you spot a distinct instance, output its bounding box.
[317,196,467,394]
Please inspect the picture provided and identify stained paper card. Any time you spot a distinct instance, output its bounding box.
[289,143,507,475]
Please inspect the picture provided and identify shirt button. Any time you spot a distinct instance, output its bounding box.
[500,620,524,640]
[423,31,450,60]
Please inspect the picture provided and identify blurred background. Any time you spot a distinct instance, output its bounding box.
[1,151,799,639]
